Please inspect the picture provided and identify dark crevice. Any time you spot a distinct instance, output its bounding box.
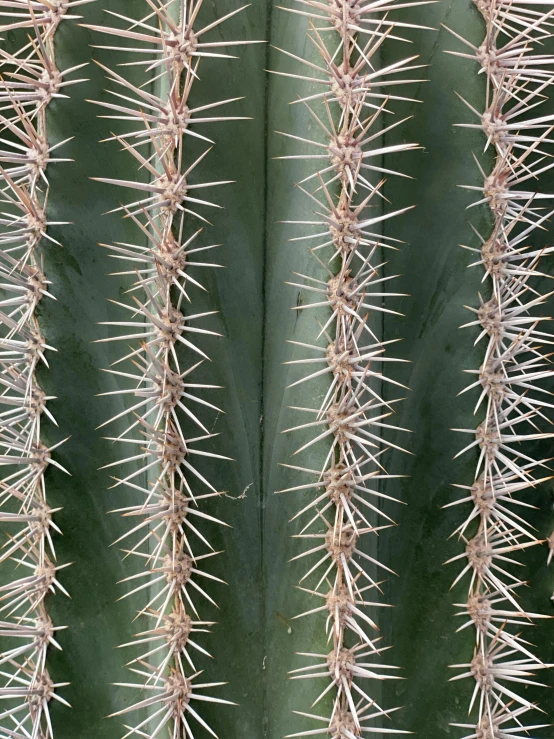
[260,3,273,737]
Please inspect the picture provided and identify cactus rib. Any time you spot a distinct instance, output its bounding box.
[275,1,432,736]
[87,2,259,736]
[0,1,90,735]
[446,1,554,735]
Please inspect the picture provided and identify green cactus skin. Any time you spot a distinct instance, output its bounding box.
[0,1,553,739]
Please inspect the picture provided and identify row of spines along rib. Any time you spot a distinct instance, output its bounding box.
[0,1,90,735]
[2,2,554,738]
[83,2,259,738]
[445,1,554,737]
[274,2,431,737]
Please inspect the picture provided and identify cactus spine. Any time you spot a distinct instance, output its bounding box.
[84,1,258,736]
[0,1,89,734]
[274,1,431,735]
[446,1,554,735]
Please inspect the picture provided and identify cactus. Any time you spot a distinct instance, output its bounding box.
[444,5,554,733]
[0,1,88,734]
[270,2,426,737]
[0,1,552,739]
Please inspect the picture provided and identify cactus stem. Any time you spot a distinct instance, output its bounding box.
[447,0,554,734]
[90,1,258,736]
[275,1,431,736]
[0,0,90,735]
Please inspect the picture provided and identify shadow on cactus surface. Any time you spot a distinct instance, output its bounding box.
[0,1,552,738]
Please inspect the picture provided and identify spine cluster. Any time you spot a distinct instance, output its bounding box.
[87,2,255,736]
[0,1,87,735]
[446,1,554,735]
[276,1,427,736]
